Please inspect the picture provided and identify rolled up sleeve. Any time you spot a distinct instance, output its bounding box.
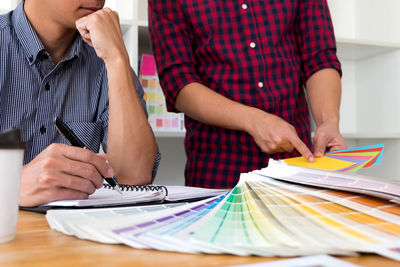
[148,1,202,112]
[295,0,342,82]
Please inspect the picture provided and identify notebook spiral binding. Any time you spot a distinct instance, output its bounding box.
[103,184,168,196]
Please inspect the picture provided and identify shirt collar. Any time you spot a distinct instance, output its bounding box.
[12,1,83,65]
[67,34,83,61]
[12,1,44,65]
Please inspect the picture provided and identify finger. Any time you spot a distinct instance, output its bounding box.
[59,145,114,178]
[327,143,348,153]
[292,137,314,162]
[97,153,108,161]
[51,144,113,181]
[75,16,89,37]
[313,138,327,157]
[45,144,107,188]
[58,158,104,189]
[82,32,93,46]
[37,169,97,195]
[279,141,295,153]
[46,187,89,203]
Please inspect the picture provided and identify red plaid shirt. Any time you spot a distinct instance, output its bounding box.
[149,0,341,188]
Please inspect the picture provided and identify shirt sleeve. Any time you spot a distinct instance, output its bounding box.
[148,0,202,112]
[294,0,342,82]
[98,68,161,182]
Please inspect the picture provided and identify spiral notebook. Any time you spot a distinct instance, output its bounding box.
[41,184,168,208]
[37,184,229,209]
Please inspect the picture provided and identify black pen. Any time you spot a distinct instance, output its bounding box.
[55,117,123,195]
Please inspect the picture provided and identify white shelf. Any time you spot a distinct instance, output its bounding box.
[342,133,400,139]
[337,37,400,60]
[137,20,148,27]
[120,19,134,33]
[154,131,186,138]
[0,8,9,14]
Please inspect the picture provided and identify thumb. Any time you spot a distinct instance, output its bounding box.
[313,138,326,157]
[96,153,108,160]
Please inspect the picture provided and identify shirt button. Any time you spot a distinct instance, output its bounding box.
[242,4,248,9]
[250,42,256,48]
[45,83,50,91]
[40,125,46,134]
[258,82,264,88]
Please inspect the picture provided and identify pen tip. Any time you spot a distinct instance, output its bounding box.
[115,185,123,195]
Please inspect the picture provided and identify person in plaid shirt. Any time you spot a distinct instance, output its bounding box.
[149,0,347,188]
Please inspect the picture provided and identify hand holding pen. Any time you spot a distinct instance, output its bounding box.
[55,117,123,194]
[19,136,114,207]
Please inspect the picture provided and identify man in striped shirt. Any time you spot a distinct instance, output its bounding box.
[0,0,159,206]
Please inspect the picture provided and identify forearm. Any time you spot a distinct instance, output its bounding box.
[176,82,314,160]
[306,68,342,127]
[176,82,258,132]
[105,56,157,184]
[74,9,157,184]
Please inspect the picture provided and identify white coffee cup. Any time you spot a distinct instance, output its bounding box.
[0,129,25,243]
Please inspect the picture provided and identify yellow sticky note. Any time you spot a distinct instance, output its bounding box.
[156,93,164,102]
[149,93,156,102]
[283,156,354,171]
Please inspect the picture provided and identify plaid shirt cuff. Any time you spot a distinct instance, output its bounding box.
[159,63,202,112]
[302,49,342,82]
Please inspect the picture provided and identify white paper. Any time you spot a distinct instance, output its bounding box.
[226,254,362,267]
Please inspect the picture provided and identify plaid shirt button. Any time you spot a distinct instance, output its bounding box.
[241,4,248,10]
[258,82,263,88]
[250,42,256,48]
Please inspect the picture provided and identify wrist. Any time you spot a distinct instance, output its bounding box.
[314,116,339,128]
[103,50,130,68]
[242,107,263,134]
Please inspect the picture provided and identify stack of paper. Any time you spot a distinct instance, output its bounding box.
[256,159,400,202]
[46,161,400,258]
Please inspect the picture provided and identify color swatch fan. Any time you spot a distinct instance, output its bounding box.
[283,144,384,172]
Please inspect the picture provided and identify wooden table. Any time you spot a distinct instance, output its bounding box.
[0,211,397,267]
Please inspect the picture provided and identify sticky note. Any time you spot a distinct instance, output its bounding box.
[140,54,157,76]
[156,93,164,102]
[147,105,155,114]
[156,105,163,115]
[149,93,155,102]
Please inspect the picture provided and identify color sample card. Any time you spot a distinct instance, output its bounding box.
[371,241,400,261]
[283,144,384,172]
[139,54,185,132]
[257,158,400,202]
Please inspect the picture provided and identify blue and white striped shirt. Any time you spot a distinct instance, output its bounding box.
[0,2,160,179]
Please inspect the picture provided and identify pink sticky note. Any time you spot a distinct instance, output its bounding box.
[165,119,171,128]
[140,54,157,76]
[172,118,178,128]
[156,119,163,128]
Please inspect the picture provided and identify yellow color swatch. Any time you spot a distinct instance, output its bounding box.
[156,93,164,102]
[149,93,156,102]
[283,156,354,171]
